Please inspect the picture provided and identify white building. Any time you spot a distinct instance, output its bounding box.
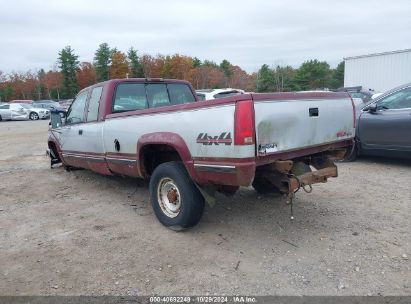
[344,49,411,92]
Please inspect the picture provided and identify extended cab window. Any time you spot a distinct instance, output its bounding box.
[87,86,103,122]
[66,90,88,124]
[113,83,147,112]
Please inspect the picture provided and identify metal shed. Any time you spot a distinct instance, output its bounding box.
[344,49,411,93]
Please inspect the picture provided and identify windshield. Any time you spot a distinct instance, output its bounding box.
[20,104,33,109]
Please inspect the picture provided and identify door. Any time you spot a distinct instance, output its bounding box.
[0,104,11,120]
[81,86,110,173]
[10,104,29,120]
[358,86,411,152]
[57,90,89,167]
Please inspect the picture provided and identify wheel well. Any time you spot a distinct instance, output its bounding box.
[140,144,183,177]
[48,141,61,161]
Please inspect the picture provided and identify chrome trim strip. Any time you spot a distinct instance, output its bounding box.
[105,157,137,164]
[194,164,236,173]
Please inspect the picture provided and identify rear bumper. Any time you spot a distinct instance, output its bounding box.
[191,158,256,187]
[191,140,353,187]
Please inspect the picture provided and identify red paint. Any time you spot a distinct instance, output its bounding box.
[252,91,350,102]
[137,132,195,179]
[256,140,352,165]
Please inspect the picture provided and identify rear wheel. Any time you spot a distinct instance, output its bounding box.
[29,112,39,120]
[149,161,205,230]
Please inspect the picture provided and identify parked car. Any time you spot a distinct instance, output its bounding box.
[0,103,50,121]
[58,99,74,110]
[32,100,65,111]
[196,88,245,100]
[47,78,355,230]
[337,86,373,103]
[9,99,33,104]
[345,82,411,160]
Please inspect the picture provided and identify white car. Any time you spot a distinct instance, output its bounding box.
[196,88,245,100]
[0,103,50,121]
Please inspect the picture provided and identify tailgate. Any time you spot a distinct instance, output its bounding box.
[252,93,355,156]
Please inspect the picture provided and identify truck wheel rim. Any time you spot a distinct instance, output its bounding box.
[157,177,181,218]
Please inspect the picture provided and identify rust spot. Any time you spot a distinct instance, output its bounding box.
[167,189,178,204]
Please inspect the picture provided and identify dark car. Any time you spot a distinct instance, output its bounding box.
[346,83,411,160]
[337,86,373,103]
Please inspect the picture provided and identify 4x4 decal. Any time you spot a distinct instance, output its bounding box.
[196,132,232,145]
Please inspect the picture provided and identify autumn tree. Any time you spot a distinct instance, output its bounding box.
[43,70,63,100]
[110,51,129,79]
[127,48,144,78]
[76,62,97,89]
[94,42,114,81]
[58,46,79,98]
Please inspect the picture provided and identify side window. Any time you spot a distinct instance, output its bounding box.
[113,83,147,112]
[146,84,170,108]
[87,86,103,122]
[167,84,196,105]
[66,91,88,125]
[0,104,10,109]
[377,87,411,110]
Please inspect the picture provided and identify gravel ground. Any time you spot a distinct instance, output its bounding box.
[0,120,409,296]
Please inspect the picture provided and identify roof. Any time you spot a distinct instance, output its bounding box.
[344,49,411,60]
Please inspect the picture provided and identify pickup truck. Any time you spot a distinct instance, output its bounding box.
[48,78,355,230]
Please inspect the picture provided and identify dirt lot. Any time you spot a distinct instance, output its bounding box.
[0,120,409,296]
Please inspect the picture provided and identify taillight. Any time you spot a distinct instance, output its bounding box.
[350,97,356,128]
[234,99,255,145]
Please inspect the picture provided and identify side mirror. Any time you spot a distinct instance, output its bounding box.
[50,111,64,128]
[363,103,377,113]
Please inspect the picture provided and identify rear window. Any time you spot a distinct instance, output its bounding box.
[113,82,196,113]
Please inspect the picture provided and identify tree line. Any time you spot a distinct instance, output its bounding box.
[0,43,344,101]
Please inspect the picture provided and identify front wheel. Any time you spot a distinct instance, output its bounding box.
[149,162,205,230]
[29,112,39,120]
[0,115,2,121]
[341,142,358,162]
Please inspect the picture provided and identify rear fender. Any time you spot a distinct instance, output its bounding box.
[137,132,196,179]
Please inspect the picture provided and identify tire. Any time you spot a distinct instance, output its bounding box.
[149,161,205,230]
[0,115,2,121]
[252,175,281,195]
[29,112,39,120]
[341,142,358,162]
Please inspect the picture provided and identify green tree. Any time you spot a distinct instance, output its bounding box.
[291,59,331,91]
[193,57,202,68]
[220,59,233,78]
[94,43,114,81]
[58,46,79,98]
[256,64,275,92]
[329,61,344,89]
[127,47,144,78]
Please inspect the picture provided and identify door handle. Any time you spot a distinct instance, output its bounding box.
[78,129,83,135]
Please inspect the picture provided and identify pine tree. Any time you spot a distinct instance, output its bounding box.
[127,47,144,78]
[58,46,79,98]
[94,43,113,81]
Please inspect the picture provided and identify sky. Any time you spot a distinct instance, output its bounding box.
[1,0,410,74]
